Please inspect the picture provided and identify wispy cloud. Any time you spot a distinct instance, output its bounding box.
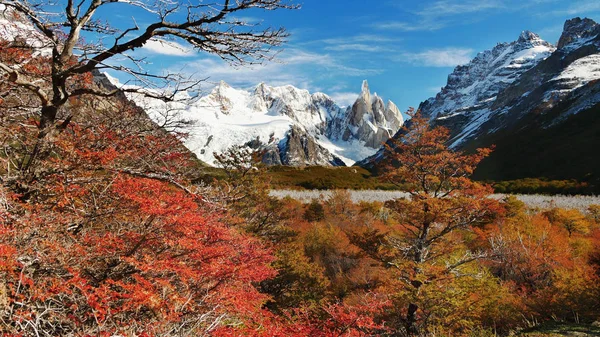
[309,34,399,53]
[320,34,398,44]
[329,91,359,107]
[549,0,600,15]
[399,48,474,67]
[417,0,503,16]
[372,21,444,31]
[282,50,381,76]
[324,44,386,52]
[375,0,505,32]
[142,39,194,57]
[170,49,382,93]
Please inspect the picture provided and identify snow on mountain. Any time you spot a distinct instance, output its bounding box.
[0,5,51,56]
[328,80,404,149]
[361,17,600,172]
[120,79,404,167]
[552,54,600,90]
[557,17,600,51]
[419,31,556,147]
[421,17,600,148]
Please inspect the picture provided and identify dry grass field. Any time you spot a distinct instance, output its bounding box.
[270,190,600,211]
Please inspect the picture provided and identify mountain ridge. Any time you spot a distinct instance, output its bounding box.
[124,79,405,167]
[358,17,600,190]
[418,30,556,147]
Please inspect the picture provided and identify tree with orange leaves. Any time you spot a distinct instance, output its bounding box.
[370,111,502,336]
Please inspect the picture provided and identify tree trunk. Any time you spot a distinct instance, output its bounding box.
[39,105,58,135]
[406,302,419,336]
[403,202,430,336]
[21,105,58,173]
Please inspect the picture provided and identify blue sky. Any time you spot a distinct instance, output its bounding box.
[107,0,600,110]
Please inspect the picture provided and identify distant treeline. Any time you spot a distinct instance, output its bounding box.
[195,165,599,195]
[490,178,598,195]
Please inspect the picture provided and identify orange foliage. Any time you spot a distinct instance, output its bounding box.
[376,111,503,335]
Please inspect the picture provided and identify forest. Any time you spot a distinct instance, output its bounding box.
[1,80,599,335]
[1,0,600,336]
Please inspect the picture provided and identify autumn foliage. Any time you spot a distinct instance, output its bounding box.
[2,40,600,336]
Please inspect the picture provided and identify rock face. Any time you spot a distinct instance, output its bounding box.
[414,18,600,148]
[328,81,404,149]
[360,17,600,182]
[0,5,49,53]
[557,18,600,50]
[419,30,556,147]
[279,126,345,166]
[124,80,404,167]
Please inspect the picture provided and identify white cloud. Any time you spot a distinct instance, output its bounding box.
[311,34,399,53]
[427,86,445,93]
[375,0,504,31]
[324,44,386,52]
[170,49,382,93]
[550,0,600,15]
[399,48,474,67]
[417,0,503,16]
[283,50,380,76]
[320,34,398,44]
[329,91,359,107]
[372,21,444,31]
[142,39,194,57]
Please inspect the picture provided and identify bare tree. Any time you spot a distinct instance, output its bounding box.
[0,0,297,170]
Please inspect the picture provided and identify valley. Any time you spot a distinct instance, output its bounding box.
[1,1,600,336]
[109,16,600,194]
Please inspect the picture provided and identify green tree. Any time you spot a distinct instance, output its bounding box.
[304,199,326,222]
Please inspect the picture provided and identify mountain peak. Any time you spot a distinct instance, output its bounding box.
[215,80,232,93]
[359,79,371,104]
[419,25,556,135]
[518,30,541,43]
[558,17,600,49]
[361,80,370,93]
[563,17,598,32]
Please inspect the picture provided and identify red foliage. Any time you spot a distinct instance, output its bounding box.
[0,115,280,335]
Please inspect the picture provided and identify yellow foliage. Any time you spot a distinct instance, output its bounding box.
[552,208,591,236]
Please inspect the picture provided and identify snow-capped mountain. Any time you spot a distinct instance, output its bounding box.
[418,18,600,148]
[1,4,403,168]
[126,80,404,167]
[419,30,556,147]
[328,81,403,149]
[361,17,600,185]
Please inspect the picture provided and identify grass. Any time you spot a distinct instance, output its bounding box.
[193,163,597,196]
[270,190,600,211]
[265,165,398,190]
[193,165,400,190]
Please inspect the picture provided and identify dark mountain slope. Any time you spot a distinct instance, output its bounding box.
[469,84,600,190]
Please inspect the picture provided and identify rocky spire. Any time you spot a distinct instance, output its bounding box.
[333,80,404,149]
[385,100,404,131]
[210,80,234,114]
[360,80,371,104]
[518,30,540,42]
[557,17,600,49]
